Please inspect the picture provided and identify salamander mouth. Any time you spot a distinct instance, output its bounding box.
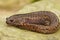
[6,17,16,26]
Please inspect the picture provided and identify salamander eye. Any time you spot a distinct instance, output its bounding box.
[6,17,14,23]
[10,19,14,22]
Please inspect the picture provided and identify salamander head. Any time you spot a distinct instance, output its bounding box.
[6,15,25,26]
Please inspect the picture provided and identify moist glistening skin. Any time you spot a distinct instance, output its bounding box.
[6,11,59,34]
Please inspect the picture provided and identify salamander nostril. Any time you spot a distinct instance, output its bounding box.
[10,20,14,22]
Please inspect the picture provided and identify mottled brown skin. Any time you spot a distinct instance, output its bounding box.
[6,11,59,34]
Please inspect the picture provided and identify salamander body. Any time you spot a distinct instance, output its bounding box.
[6,11,59,34]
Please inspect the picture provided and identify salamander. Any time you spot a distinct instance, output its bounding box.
[6,11,59,34]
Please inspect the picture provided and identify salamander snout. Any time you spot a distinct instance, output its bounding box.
[6,16,25,26]
[6,17,15,25]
